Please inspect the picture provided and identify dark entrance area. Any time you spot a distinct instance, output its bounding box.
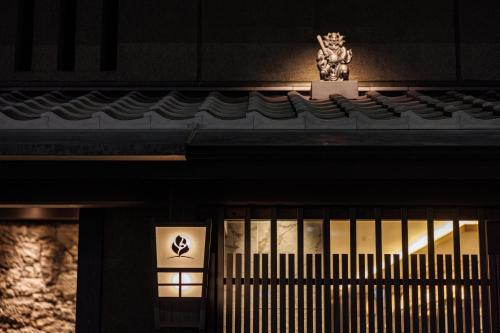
[1,150,500,333]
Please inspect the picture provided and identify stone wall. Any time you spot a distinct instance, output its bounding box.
[0,222,78,333]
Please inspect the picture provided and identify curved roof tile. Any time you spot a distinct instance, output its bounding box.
[0,89,500,129]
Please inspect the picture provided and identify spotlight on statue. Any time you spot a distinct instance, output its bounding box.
[312,32,359,99]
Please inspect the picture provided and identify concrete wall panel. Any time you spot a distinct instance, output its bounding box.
[0,0,498,84]
[460,0,500,80]
[201,0,457,82]
[0,1,18,80]
[116,0,198,81]
[31,0,59,73]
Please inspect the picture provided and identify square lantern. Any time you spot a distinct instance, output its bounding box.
[153,222,211,329]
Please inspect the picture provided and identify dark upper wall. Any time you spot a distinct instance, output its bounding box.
[460,0,500,81]
[0,0,499,85]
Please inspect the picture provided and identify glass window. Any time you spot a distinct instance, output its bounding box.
[357,220,375,254]
[225,220,245,255]
[157,272,204,298]
[251,220,271,254]
[459,220,479,255]
[277,220,297,254]
[434,220,453,255]
[330,220,350,254]
[408,220,428,255]
[304,220,323,254]
[157,272,177,284]
[182,272,203,284]
[382,220,402,254]
[181,285,203,297]
[330,220,350,277]
[158,285,179,298]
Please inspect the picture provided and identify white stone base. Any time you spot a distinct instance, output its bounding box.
[311,80,359,99]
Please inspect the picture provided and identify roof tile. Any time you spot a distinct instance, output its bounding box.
[1,89,500,130]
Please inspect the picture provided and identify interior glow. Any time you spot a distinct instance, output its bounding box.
[157,272,177,284]
[376,220,480,271]
[182,272,203,284]
[155,226,206,269]
[155,226,207,298]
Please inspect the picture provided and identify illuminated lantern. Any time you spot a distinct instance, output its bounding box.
[153,223,211,328]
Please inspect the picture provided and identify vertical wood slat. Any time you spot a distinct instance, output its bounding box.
[253,254,260,333]
[315,254,323,333]
[384,254,393,333]
[427,210,437,333]
[244,211,251,333]
[471,255,480,333]
[420,254,428,333]
[445,255,454,333]
[223,207,499,333]
[235,254,243,333]
[437,255,446,333]
[478,215,490,333]
[401,209,411,333]
[322,210,331,333]
[359,254,366,333]
[411,254,419,333]
[288,254,295,333]
[349,209,357,333]
[489,255,499,332]
[453,215,463,333]
[306,254,313,333]
[217,208,225,333]
[342,254,349,333]
[497,256,500,332]
[297,209,305,333]
[367,254,375,333]
[462,255,472,333]
[209,252,217,333]
[332,254,340,333]
[262,254,269,333]
[393,254,401,333]
[76,210,104,333]
[375,210,383,333]
[280,254,286,333]
[271,210,278,333]
[226,254,234,333]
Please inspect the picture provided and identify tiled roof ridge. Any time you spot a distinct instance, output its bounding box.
[1,89,500,130]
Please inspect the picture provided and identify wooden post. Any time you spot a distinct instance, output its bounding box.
[76,209,105,333]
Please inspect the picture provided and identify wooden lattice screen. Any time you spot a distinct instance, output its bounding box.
[225,253,500,333]
[218,208,500,333]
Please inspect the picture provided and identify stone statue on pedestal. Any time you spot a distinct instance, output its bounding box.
[316,32,353,81]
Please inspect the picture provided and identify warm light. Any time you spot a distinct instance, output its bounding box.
[182,272,203,284]
[406,220,477,255]
[156,272,204,298]
[157,272,177,284]
[174,273,190,292]
[155,226,208,298]
[155,227,206,269]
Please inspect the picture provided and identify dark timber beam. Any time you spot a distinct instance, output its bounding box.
[76,209,105,333]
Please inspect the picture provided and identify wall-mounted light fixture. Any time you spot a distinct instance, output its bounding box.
[153,222,211,330]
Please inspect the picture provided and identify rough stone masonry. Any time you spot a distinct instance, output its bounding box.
[0,222,78,333]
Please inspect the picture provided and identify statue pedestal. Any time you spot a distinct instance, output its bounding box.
[311,80,359,99]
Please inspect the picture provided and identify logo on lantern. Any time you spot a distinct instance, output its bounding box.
[169,235,194,259]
